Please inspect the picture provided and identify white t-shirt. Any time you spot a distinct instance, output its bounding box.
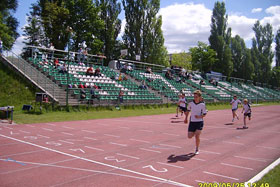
[179,97,186,108]
[230,99,241,109]
[187,101,207,122]
[243,104,251,113]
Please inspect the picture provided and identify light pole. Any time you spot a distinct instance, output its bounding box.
[66,26,73,111]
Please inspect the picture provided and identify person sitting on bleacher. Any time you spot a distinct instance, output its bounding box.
[200,79,206,85]
[78,83,85,89]
[86,66,94,76]
[176,76,182,83]
[94,68,101,77]
[139,80,147,89]
[145,67,153,74]
[120,64,127,73]
[58,63,67,74]
[165,70,173,80]
[53,58,59,68]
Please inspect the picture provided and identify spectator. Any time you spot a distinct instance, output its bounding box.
[90,86,98,99]
[127,64,132,71]
[199,79,205,85]
[53,58,59,68]
[49,43,55,59]
[120,64,127,73]
[176,76,182,83]
[118,90,124,104]
[145,67,153,74]
[58,63,67,74]
[165,70,173,80]
[86,66,94,76]
[118,73,123,81]
[82,48,88,64]
[94,68,101,77]
[70,52,75,62]
[78,83,85,89]
[139,80,147,89]
[77,48,82,63]
[80,88,86,99]
[0,37,2,55]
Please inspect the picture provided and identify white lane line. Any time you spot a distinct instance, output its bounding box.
[84,137,97,141]
[140,148,161,153]
[104,134,120,138]
[221,163,253,170]
[0,159,189,187]
[41,128,54,132]
[84,146,104,152]
[19,130,30,134]
[163,133,180,137]
[81,130,96,134]
[61,132,74,136]
[256,146,280,150]
[62,126,74,130]
[245,157,280,187]
[203,171,239,181]
[45,123,56,127]
[130,138,150,144]
[191,158,206,162]
[26,125,35,128]
[3,126,13,130]
[157,162,184,169]
[223,141,244,145]
[0,134,190,187]
[109,142,127,147]
[195,180,207,183]
[234,156,269,162]
[200,150,221,155]
[59,140,74,144]
[37,134,50,139]
[117,153,140,160]
[159,144,182,149]
[139,130,153,133]
[118,127,130,129]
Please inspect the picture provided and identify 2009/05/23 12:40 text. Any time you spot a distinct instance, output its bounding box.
[198,183,269,187]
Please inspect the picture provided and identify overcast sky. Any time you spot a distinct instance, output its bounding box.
[13,0,280,64]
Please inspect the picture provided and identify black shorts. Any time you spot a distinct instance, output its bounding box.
[188,121,204,132]
[179,106,187,112]
[232,108,238,112]
[244,113,251,117]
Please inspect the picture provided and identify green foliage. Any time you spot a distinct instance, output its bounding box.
[96,0,122,63]
[209,1,233,76]
[0,0,19,49]
[189,42,217,73]
[252,20,274,83]
[275,28,280,67]
[122,0,168,66]
[171,51,192,70]
[270,66,280,87]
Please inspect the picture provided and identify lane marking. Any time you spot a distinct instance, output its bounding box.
[200,150,221,155]
[157,162,184,169]
[195,180,207,183]
[130,138,150,143]
[118,126,130,129]
[139,130,153,133]
[191,158,206,162]
[234,156,269,162]
[61,132,74,136]
[62,126,74,130]
[221,163,253,170]
[69,148,85,153]
[45,123,56,127]
[140,148,161,153]
[42,128,54,132]
[84,146,104,152]
[1,149,45,157]
[26,125,35,128]
[203,171,239,181]
[109,142,127,147]
[19,130,30,134]
[59,140,74,144]
[245,157,280,187]
[163,133,180,137]
[0,159,187,187]
[81,130,96,134]
[159,144,182,149]
[256,146,280,150]
[143,165,168,173]
[117,153,140,160]
[4,158,26,166]
[37,134,50,139]
[10,131,19,135]
[104,134,120,138]
[84,137,97,141]
[222,141,244,145]
[4,126,13,130]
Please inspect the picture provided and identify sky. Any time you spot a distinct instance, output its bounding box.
[13,0,280,64]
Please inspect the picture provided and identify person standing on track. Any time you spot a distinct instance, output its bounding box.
[230,95,241,122]
[177,93,186,117]
[241,99,251,129]
[184,90,207,155]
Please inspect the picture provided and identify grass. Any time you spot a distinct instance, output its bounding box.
[255,164,280,187]
[11,101,280,124]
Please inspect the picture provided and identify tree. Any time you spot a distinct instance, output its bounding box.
[251,20,274,83]
[189,42,217,73]
[122,0,168,65]
[276,28,280,67]
[96,0,122,63]
[170,51,192,70]
[0,0,19,49]
[209,1,233,76]
[270,66,280,88]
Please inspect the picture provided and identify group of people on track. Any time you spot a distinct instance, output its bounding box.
[177,91,252,155]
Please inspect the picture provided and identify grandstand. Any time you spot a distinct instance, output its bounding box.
[0,46,279,106]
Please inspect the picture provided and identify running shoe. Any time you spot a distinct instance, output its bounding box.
[195,150,199,155]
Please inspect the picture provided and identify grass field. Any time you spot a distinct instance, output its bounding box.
[256,164,280,187]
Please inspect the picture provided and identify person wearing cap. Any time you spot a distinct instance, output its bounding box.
[230,95,241,122]
[241,99,251,129]
[184,90,207,155]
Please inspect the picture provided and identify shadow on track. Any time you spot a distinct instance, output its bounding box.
[167,153,195,163]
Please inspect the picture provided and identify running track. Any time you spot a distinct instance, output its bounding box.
[0,105,280,187]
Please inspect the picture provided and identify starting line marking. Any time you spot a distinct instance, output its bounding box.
[42,128,54,132]
[109,142,127,147]
[84,146,104,152]
[81,130,96,134]
[234,156,269,162]
[221,163,253,170]
[140,148,161,153]
[159,144,182,149]
[130,138,150,143]
[200,150,221,155]
[84,137,97,141]
[62,126,75,130]
[61,132,74,136]
[37,134,50,139]
[104,134,120,138]
[203,171,239,181]
[222,141,244,145]
[59,140,74,144]
[0,134,191,187]
[116,153,140,160]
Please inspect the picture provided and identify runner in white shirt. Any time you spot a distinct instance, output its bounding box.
[178,94,187,116]
[241,99,251,129]
[230,95,241,122]
[184,90,207,155]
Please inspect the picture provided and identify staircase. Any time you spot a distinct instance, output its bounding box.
[1,51,79,106]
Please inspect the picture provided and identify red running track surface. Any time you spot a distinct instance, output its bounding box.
[0,105,279,187]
